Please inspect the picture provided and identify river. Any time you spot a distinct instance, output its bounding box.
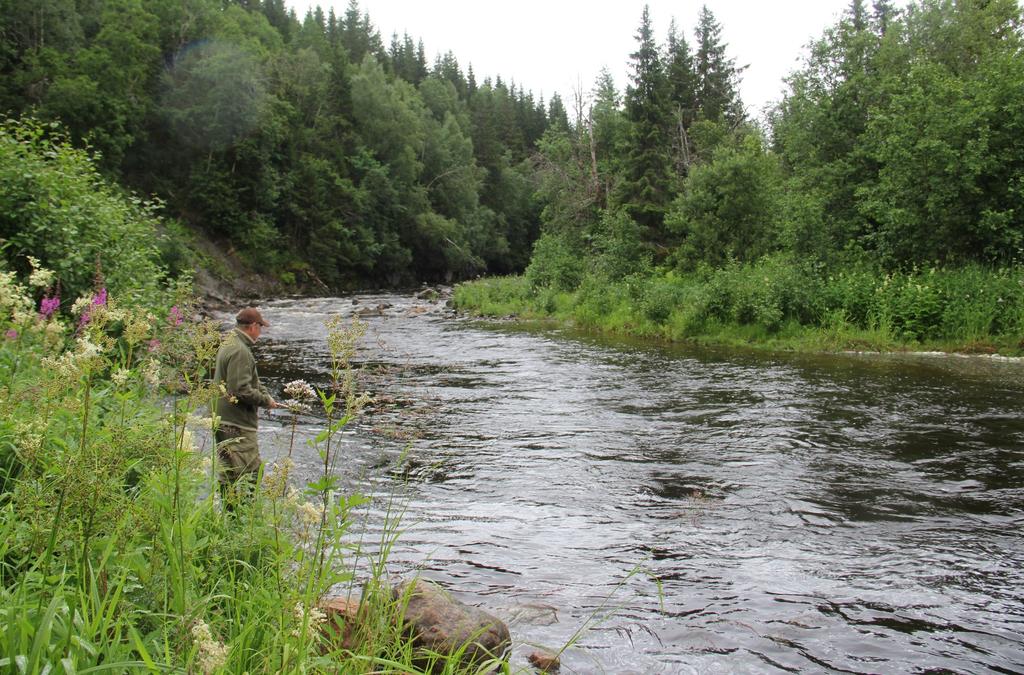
[217,291,1024,674]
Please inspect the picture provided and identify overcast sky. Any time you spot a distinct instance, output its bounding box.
[289,1,869,117]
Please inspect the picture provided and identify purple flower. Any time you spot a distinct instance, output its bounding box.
[92,288,107,306]
[39,295,60,319]
[168,305,183,326]
[4,329,17,340]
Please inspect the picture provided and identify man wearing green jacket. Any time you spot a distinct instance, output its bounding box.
[213,307,279,508]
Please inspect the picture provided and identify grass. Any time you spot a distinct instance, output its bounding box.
[453,263,1024,357]
[0,271,517,673]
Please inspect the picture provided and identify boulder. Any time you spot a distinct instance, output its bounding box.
[394,579,510,670]
[318,596,361,651]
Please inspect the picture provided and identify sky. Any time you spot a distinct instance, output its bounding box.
[289,0,863,117]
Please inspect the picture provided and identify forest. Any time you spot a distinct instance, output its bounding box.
[2,0,1024,343]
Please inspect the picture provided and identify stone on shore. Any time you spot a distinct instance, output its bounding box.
[394,578,510,669]
[318,596,361,651]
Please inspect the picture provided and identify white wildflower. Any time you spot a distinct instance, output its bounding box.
[191,620,229,674]
[71,296,92,316]
[298,501,321,527]
[283,398,311,414]
[262,457,294,499]
[283,379,316,401]
[124,315,151,345]
[11,308,33,326]
[143,358,161,387]
[26,257,55,289]
[111,367,130,388]
[291,602,327,638]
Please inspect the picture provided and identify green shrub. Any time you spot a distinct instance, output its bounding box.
[524,232,586,292]
[0,117,168,306]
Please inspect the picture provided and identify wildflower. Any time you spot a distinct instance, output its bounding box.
[168,305,184,326]
[4,329,16,340]
[77,337,101,360]
[283,379,316,401]
[92,288,107,306]
[147,338,161,353]
[43,319,64,349]
[124,315,151,345]
[143,358,161,386]
[26,257,55,289]
[111,367,130,387]
[262,457,294,499]
[190,620,229,674]
[39,295,60,319]
[298,501,321,527]
[291,602,327,637]
[71,296,92,316]
[283,398,311,414]
[11,308,33,326]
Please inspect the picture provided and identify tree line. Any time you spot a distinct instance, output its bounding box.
[530,0,1024,291]
[2,0,1022,294]
[0,0,567,288]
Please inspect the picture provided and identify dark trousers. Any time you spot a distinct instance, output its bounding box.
[215,424,262,510]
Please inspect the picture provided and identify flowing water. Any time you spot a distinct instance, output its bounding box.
[217,292,1024,674]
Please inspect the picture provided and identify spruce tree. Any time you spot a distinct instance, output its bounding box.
[665,19,698,174]
[618,5,673,238]
[694,5,743,124]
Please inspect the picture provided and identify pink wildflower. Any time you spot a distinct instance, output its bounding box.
[168,305,183,326]
[92,288,107,306]
[147,338,161,352]
[39,295,60,319]
[4,329,17,340]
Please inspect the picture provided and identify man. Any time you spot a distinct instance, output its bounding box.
[213,306,279,508]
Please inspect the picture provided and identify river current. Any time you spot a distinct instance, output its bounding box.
[214,292,1024,674]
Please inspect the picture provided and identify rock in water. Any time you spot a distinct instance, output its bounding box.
[528,650,561,672]
[394,579,510,670]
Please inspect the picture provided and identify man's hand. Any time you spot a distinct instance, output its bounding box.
[268,397,282,409]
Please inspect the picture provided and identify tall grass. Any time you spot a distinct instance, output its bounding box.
[0,264,504,673]
[454,258,1024,354]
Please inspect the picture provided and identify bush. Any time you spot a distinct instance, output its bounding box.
[524,232,586,292]
[0,117,168,306]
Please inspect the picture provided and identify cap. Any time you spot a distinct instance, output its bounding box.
[236,307,269,327]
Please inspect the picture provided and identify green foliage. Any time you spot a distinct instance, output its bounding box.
[0,117,167,304]
[459,256,1024,353]
[524,232,586,292]
[0,0,554,288]
[774,0,1024,269]
[667,134,783,268]
[618,6,674,237]
[590,209,652,281]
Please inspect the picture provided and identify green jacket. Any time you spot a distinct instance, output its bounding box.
[213,328,272,431]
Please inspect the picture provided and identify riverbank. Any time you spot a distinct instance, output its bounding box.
[0,269,516,672]
[452,267,1024,357]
